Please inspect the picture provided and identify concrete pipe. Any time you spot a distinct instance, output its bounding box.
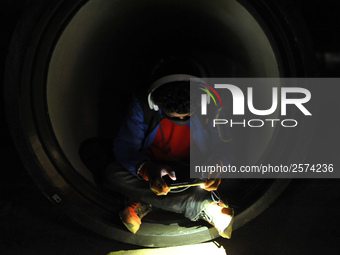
[4,0,316,247]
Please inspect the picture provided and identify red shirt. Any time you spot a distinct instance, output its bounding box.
[145,118,190,161]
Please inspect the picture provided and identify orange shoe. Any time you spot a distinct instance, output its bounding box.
[200,200,234,239]
[119,199,152,234]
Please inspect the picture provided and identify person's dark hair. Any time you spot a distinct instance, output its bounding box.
[151,81,190,114]
[149,55,203,114]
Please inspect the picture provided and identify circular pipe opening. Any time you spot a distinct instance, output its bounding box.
[5,0,316,247]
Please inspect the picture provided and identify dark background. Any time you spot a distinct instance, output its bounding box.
[1,1,340,254]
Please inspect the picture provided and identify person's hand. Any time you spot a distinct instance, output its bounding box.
[203,178,221,191]
[202,159,222,191]
[146,164,176,195]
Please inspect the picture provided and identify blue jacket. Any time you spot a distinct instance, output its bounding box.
[113,95,233,176]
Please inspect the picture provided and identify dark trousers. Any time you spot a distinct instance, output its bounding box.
[102,161,211,220]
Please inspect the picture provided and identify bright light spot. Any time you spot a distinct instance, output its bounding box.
[207,203,232,231]
[200,184,205,189]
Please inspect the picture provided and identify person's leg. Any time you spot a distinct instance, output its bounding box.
[102,161,210,220]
